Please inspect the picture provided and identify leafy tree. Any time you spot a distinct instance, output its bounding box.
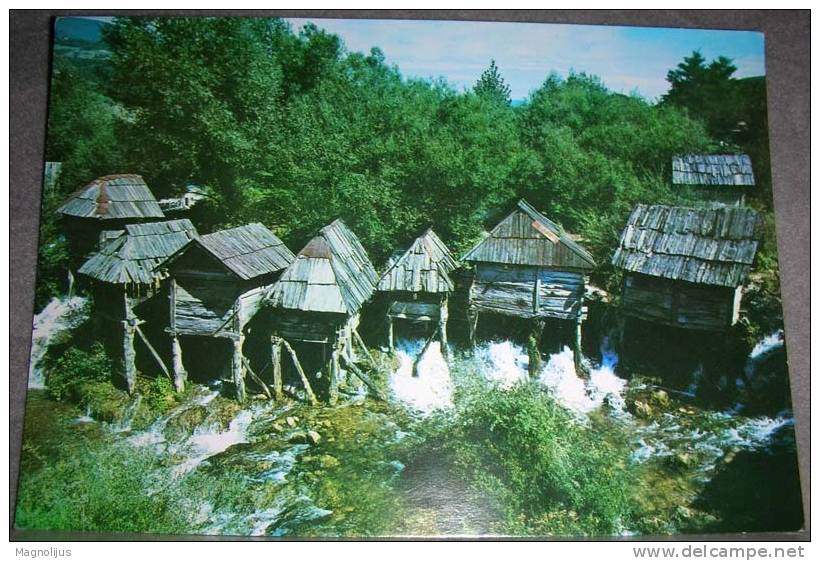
[474,59,512,105]
[662,50,740,140]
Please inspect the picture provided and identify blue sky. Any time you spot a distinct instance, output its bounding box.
[287,18,765,101]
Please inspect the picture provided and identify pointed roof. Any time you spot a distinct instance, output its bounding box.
[56,174,165,220]
[269,219,378,315]
[165,223,295,281]
[377,228,458,294]
[462,199,595,270]
[612,204,763,288]
[79,219,198,285]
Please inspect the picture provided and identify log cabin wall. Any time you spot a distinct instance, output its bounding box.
[621,273,738,331]
[470,263,586,321]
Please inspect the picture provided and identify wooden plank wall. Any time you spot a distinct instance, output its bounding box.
[622,273,737,331]
[470,264,584,320]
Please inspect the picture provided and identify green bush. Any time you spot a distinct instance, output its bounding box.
[15,441,189,534]
[444,382,633,536]
[144,376,180,413]
[45,343,112,401]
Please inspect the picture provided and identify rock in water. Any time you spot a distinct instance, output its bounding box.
[307,430,321,445]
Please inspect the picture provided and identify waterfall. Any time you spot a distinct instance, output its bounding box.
[390,338,452,415]
[538,343,627,416]
[28,296,88,389]
[473,340,530,388]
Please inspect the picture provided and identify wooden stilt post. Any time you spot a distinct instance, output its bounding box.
[468,310,479,350]
[387,317,394,352]
[329,344,341,405]
[171,332,186,392]
[573,317,584,376]
[122,320,137,394]
[439,297,449,359]
[527,319,544,379]
[345,322,355,362]
[271,336,283,401]
[232,335,247,403]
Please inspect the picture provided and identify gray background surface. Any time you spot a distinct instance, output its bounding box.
[9,9,810,541]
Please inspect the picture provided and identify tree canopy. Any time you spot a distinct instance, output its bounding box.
[39,18,775,311]
[473,59,512,105]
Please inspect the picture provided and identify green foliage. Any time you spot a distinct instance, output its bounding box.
[34,188,71,309]
[45,59,122,193]
[44,18,779,331]
[15,442,189,534]
[663,51,739,140]
[144,376,180,413]
[45,343,111,401]
[443,382,633,535]
[474,59,512,105]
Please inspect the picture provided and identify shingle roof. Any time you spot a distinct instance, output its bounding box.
[611,204,763,288]
[56,174,165,220]
[377,228,458,294]
[78,219,198,285]
[192,223,295,281]
[462,199,595,270]
[269,219,378,315]
[672,154,755,187]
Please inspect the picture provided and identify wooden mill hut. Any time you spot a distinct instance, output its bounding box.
[266,219,378,403]
[672,154,755,206]
[612,204,763,331]
[56,174,166,266]
[377,228,458,354]
[462,199,596,368]
[78,219,198,393]
[161,223,295,401]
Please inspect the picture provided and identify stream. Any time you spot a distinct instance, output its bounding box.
[16,299,801,537]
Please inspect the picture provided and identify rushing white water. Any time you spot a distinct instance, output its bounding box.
[749,330,785,360]
[539,344,627,416]
[28,296,88,388]
[172,409,256,476]
[390,339,453,415]
[127,389,219,447]
[473,340,530,388]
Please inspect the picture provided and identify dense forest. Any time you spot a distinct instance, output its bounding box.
[20,17,801,539]
[39,17,779,327]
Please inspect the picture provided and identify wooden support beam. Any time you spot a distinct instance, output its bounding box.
[527,319,545,379]
[439,298,449,359]
[329,345,341,405]
[573,317,585,377]
[340,354,386,401]
[171,333,186,392]
[233,336,247,403]
[134,324,173,381]
[468,311,479,350]
[271,336,283,401]
[352,328,376,367]
[122,320,137,394]
[412,325,439,378]
[243,356,272,400]
[280,339,318,405]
